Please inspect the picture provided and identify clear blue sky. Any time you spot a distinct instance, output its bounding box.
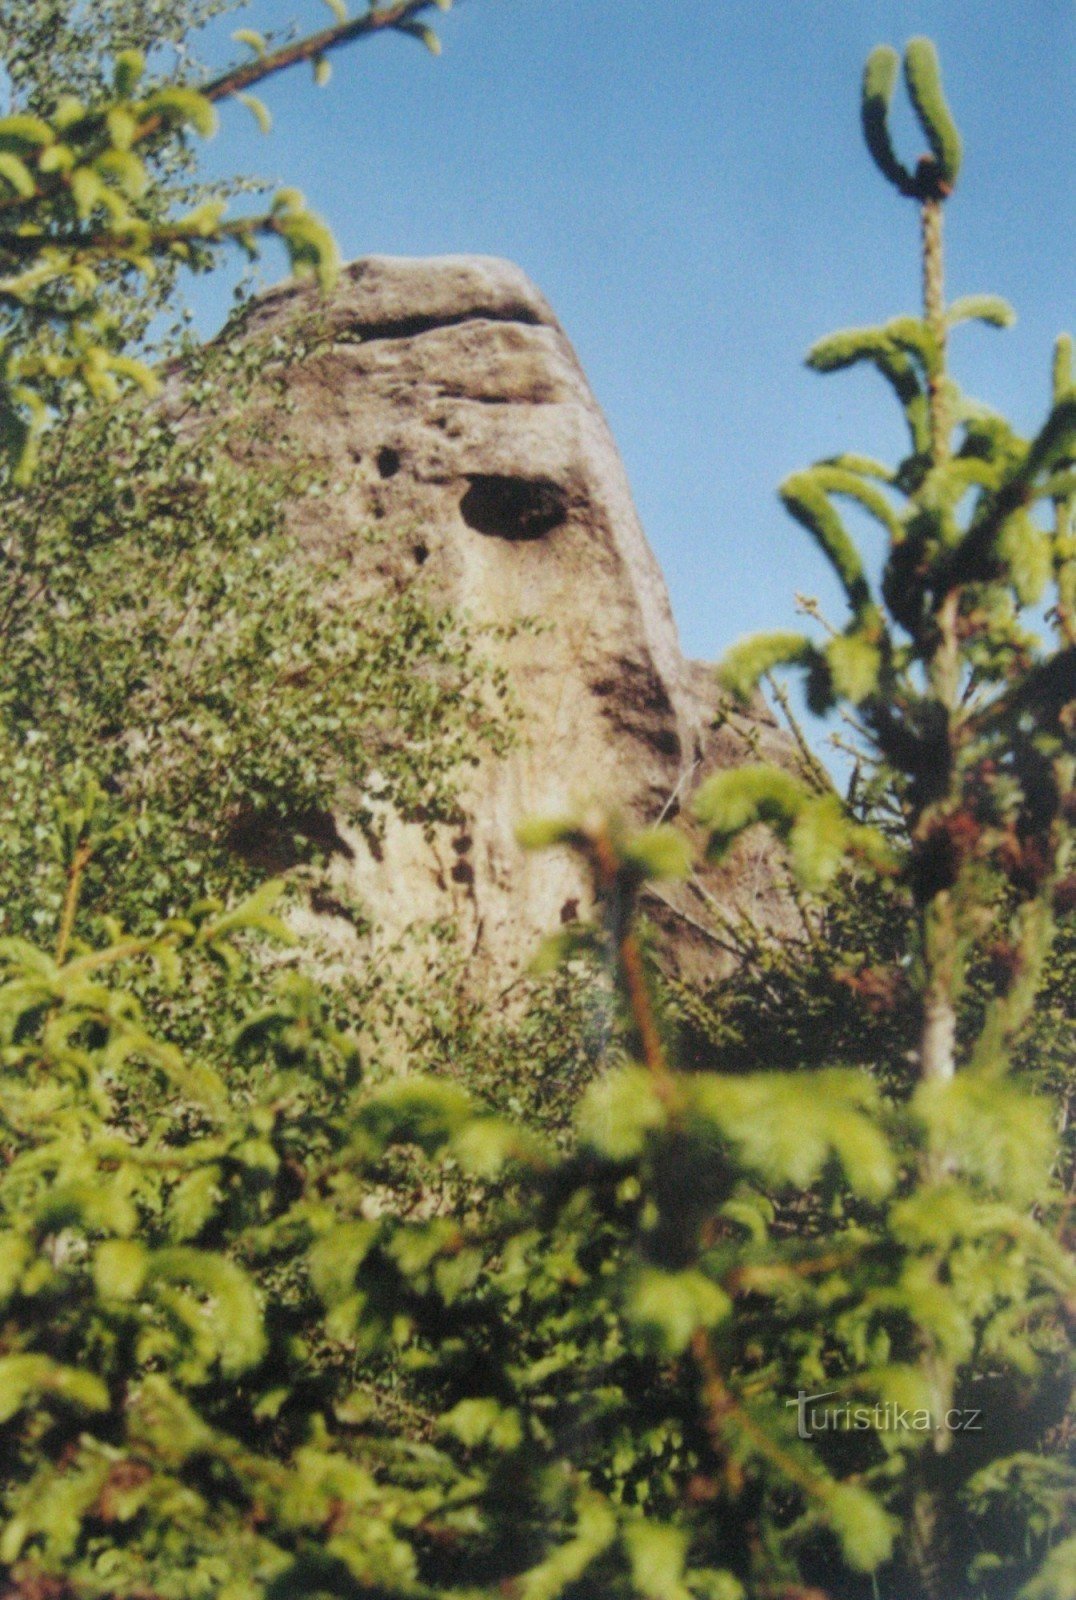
[190,0,1074,666]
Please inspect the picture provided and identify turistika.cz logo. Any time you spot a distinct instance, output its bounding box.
[786,1389,983,1441]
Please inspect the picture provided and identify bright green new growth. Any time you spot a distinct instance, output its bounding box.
[903,36,963,190]
[861,45,915,196]
[716,630,814,701]
[861,36,962,199]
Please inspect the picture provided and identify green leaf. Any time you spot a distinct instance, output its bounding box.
[517,1488,617,1600]
[0,1355,108,1423]
[274,205,340,289]
[355,1076,472,1156]
[0,152,35,197]
[308,1222,380,1306]
[236,92,272,134]
[623,1522,692,1600]
[577,1067,667,1160]
[1019,1538,1076,1600]
[452,1115,546,1176]
[824,1482,897,1572]
[112,49,145,96]
[913,1077,1055,1206]
[824,630,882,705]
[441,1397,523,1450]
[167,1167,222,1242]
[232,29,268,56]
[398,21,442,55]
[627,1268,731,1355]
[687,1069,894,1197]
[0,1235,31,1308]
[147,1249,266,1375]
[322,0,349,18]
[313,55,332,87]
[144,87,218,138]
[789,794,855,888]
[0,114,54,151]
[997,510,1051,605]
[95,1240,148,1301]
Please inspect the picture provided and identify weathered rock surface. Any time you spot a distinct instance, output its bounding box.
[228,256,795,987]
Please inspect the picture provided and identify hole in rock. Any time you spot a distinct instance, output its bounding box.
[413,542,430,566]
[376,446,401,478]
[460,475,568,541]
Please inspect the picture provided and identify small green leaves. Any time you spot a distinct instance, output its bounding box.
[515,1488,617,1600]
[623,1522,692,1600]
[95,1240,148,1301]
[627,1267,731,1355]
[143,86,218,139]
[148,1249,266,1377]
[112,49,146,96]
[687,1069,895,1197]
[806,325,929,452]
[824,1483,898,1572]
[232,28,268,57]
[0,114,54,152]
[440,1397,523,1450]
[271,196,340,289]
[577,1067,667,1160]
[1018,1538,1076,1600]
[0,1356,108,1424]
[903,37,962,190]
[695,765,896,890]
[398,21,442,55]
[0,152,35,197]
[236,91,273,134]
[825,628,882,704]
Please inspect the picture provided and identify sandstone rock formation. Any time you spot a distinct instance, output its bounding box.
[228,256,795,988]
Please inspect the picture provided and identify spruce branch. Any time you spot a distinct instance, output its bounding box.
[55,837,92,964]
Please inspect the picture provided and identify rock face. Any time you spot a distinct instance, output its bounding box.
[231,256,794,987]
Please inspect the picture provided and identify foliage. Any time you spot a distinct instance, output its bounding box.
[0,16,1072,1600]
[0,313,512,941]
[0,0,455,481]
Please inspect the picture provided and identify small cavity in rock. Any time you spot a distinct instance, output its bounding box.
[460,475,568,541]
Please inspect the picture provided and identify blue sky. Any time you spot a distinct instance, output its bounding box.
[190,0,1074,668]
